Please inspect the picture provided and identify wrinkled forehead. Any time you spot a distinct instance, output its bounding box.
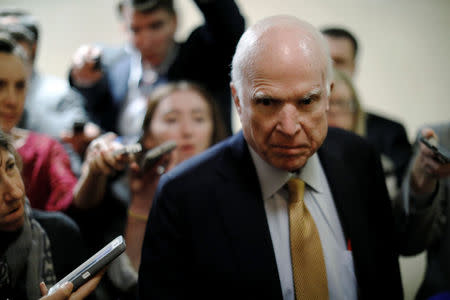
[244,24,328,79]
[248,36,327,89]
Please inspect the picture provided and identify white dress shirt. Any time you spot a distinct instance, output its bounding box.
[248,146,357,300]
[117,44,178,142]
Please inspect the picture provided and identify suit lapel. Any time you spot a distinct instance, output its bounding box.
[215,133,283,298]
[318,135,370,293]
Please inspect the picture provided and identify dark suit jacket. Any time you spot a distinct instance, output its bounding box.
[138,128,404,299]
[366,112,412,187]
[71,0,245,135]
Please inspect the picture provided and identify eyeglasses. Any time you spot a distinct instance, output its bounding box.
[328,99,356,114]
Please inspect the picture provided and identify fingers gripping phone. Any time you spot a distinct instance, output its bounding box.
[47,236,126,295]
[113,143,143,157]
[420,137,450,164]
[140,140,177,172]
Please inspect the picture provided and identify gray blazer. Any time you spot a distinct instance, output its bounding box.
[394,122,450,300]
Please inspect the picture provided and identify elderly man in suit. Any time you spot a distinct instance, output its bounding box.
[138,15,403,299]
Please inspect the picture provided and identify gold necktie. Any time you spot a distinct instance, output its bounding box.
[288,178,328,299]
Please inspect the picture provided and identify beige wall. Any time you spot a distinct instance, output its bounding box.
[2,0,448,298]
[2,0,449,140]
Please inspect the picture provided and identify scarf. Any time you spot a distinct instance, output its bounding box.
[0,202,56,299]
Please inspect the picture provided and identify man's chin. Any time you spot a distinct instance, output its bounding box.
[1,217,24,232]
[142,53,163,67]
[269,156,308,172]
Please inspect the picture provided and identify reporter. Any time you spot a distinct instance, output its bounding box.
[0,128,89,299]
[394,123,450,299]
[0,32,78,212]
[71,81,226,298]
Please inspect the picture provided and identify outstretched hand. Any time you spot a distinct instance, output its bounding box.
[84,132,134,177]
[411,128,450,194]
[70,44,103,87]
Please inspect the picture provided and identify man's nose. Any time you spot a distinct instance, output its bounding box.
[2,178,22,203]
[139,30,157,47]
[276,104,301,136]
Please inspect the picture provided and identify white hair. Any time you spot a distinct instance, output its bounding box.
[230,15,333,100]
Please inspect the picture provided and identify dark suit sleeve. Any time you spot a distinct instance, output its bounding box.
[194,0,245,47]
[186,0,245,82]
[138,176,191,299]
[69,75,117,132]
[170,0,245,135]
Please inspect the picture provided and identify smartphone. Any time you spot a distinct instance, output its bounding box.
[420,137,450,164]
[47,235,126,295]
[140,140,177,171]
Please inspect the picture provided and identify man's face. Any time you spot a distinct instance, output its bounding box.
[232,40,330,172]
[0,149,25,232]
[124,7,177,66]
[325,36,356,77]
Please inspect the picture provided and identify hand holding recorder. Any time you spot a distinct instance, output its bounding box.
[39,270,104,300]
[45,236,126,297]
[129,140,177,197]
[411,128,450,194]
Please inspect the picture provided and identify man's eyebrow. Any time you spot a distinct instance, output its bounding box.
[251,87,322,101]
[303,87,322,99]
[252,92,276,100]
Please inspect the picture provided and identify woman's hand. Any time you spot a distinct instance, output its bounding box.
[39,269,104,300]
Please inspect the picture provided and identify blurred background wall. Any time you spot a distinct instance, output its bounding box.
[2,0,449,299]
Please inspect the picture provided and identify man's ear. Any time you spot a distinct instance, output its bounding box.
[230,82,241,115]
[326,81,334,111]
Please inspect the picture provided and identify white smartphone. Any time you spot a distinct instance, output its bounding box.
[47,235,126,295]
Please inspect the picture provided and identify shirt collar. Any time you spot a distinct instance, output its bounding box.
[248,145,323,200]
[128,42,179,75]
